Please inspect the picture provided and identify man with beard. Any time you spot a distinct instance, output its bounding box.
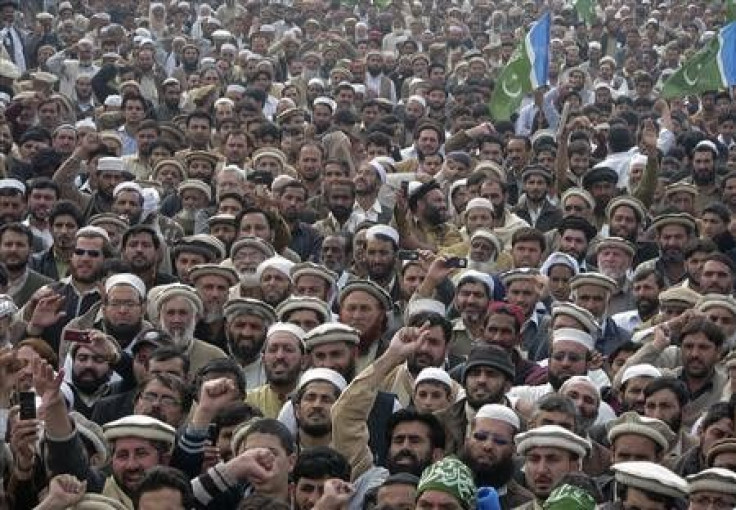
[403,180,462,252]
[331,326,446,479]
[291,263,336,305]
[604,196,658,267]
[468,229,503,274]
[68,333,118,418]
[365,51,397,103]
[571,272,631,356]
[477,176,531,250]
[338,280,393,373]
[594,237,636,315]
[513,166,563,233]
[447,270,494,358]
[293,368,347,449]
[440,344,516,454]
[25,227,110,352]
[155,284,228,376]
[696,295,736,350]
[699,253,736,296]
[171,44,200,86]
[190,264,239,351]
[643,377,698,468]
[0,223,53,307]
[353,160,393,225]
[688,141,722,213]
[515,425,591,508]
[363,225,401,301]
[315,179,364,237]
[172,235,224,285]
[155,78,182,122]
[398,97,427,150]
[320,234,354,290]
[461,404,534,508]
[557,216,597,270]
[0,178,26,224]
[276,181,323,262]
[257,256,295,308]
[121,225,178,290]
[223,298,276,388]
[638,213,697,287]
[132,373,192,429]
[246,322,306,419]
[502,269,549,362]
[614,364,664,417]
[23,178,59,253]
[54,133,132,222]
[581,166,618,229]
[612,267,664,334]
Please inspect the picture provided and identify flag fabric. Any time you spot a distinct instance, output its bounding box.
[573,0,596,25]
[489,11,551,121]
[728,0,736,22]
[661,20,736,98]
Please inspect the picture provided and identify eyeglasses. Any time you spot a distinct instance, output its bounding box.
[140,392,181,408]
[471,431,511,446]
[689,494,736,510]
[74,248,102,258]
[106,300,141,309]
[551,351,585,363]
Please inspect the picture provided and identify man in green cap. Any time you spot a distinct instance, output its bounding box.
[415,456,477,510]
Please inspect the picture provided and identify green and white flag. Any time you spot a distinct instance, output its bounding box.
[489,11,551,121]
[573,0,596,25]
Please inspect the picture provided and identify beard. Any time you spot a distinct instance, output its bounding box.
[468,259,496,273]
[661,248,684,263]
[163,320,196,349]
[204,309,224,323]
[367,262,393,282]
[425,205,447,225]
[72,368,111,394]
[460,448,515,489]
[579,412,597,430]
[228,332,265,366]
[330,205,352,223]
[103,320,142,348]
[264,359,302,386]
[71,264,103,284]
[599,265,627,281]
[636,297,659,319]
[693,170,715,186]
[302,67,321,81]
[3,259,26,272]
[129,256,155,273]
[549,371,571,391]
[357,318,386,354]
[386,448,433,476]
[299,412,332,438]
[407,352,439,377]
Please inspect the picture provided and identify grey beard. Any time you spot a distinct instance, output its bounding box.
[303,68,321,81]
[204,310,224,323]
[468,259,496,273]
[164,321,196,349]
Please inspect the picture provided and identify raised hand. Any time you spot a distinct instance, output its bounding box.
[9,415,39,478]
[386,323,431,361]
[0,347,22,398]
[223,447,277,483]
[32,357,64,407]
[39,475,87,509]
[28,294,66,330]
[314,479,355,510]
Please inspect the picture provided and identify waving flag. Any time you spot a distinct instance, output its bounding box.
[661,20,736,98]
[489,11,551,121]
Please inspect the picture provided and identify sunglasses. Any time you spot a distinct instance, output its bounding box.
[471,431,511,446]
[74,248,102,257]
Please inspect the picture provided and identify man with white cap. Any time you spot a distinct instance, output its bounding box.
[364,225,402,302]
[687,468,736,510]
[257,255,295,308]
[292,367,347,449]
[154,284,227,375]
[460,403,534,508]
[0,177,26,224]
[515,425,592,509]
[353,159,393,225]
[246,322,306,419]
[223,297,277,388]
[601,461,687,510]
[617,363,663,415]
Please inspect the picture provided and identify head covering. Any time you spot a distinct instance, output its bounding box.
[552,328,594,351]
[103,415,176,450]
[188,263,239,287]
[540,252,580,277]
[620,364,662,385]
[687,468,736,496]
[297,367,347,392]
[475,403,520,430]
[593,237,636,258]
[230,237,275,260]
[365,224,399,245]
[339,280,392,311]
[516,425,591,458]
[570,273,617,294]
[224,298,276,325]
[256,256,295,281]
[275,296,332,324]
[0,178,25,194]
[105,273,146,299]
[266,322,306,347]
[456,270,494,297]
[462,344,515,382]
[612,462,687,499]
[0,294,17,319]
[651,213,697,233]
[659,286,701,306]
[303,322,360,350]
[696,294,736,317]
[543,484,596,510]
[607,412,675,452]
[550,302,599,336]
[415,367,454,391]
[417,456,477,510]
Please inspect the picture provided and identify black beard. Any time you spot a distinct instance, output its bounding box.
[636,298,659,320]
[460,449,515,489]
[385,449,433,476]
[425,207,446,225]
[72,369,110,394]
[693,171,715,186]
[103,320,142,349]
[548,371,570,391]
[300,419,332,438]
[330,206,352,223]
[228,335,265,366]
[4,260,26,272]
[661,249,684,263]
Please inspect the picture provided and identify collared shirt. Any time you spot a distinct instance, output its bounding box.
[242,355,266,389]
[118,126,137,156]
[245,384,290,419]
[353,199,383,223]
[314,211,364,237]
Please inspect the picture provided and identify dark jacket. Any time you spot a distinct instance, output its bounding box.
[513,199,564,233]
[12,269,53,308]
[29,247,61,280]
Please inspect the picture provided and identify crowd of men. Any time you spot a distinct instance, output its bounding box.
[1,0,736,509]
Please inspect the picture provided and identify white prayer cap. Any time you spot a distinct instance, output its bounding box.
[415,367,453,390]
[104,95,122,107]
[266,322,306,346]
[313,96,337,112]
[226,84,246,95]
[297,368,347,392]
[308,78,325,88]
[540,252,580,277]
[476,403,521,430]
[621,364,662,385]
[0,178,25,194]
[76,226,110,242]
[407,94,426,108]
[113,181,143,197]
[465,197,494,213]
[98,157,126,174]
[405,298,446,320]
[516,425,591,458]
[552,328,594,351]
[75,118,97,130]
[105,273,146,298]
[365,224,399,245]
[256,256,295,281]
[456,270,494,297]
[368,159,387,183]
[560,375,600,398]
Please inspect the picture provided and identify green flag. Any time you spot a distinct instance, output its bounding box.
[489,12,551,121]
[573,0,596,25]
[661,37,724,98]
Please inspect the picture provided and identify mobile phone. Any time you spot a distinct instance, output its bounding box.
[18,391,36,420]
[397,250,419,261]
[444,257,468,269]
[63,329,89,344]
[207,423,218,442]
